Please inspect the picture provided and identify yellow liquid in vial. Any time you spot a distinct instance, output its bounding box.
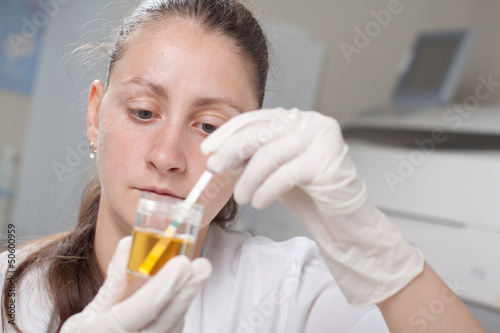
[127,227,195,276]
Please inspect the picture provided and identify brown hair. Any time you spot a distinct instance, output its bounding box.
[2,0,269,331]
[1,175,102,332]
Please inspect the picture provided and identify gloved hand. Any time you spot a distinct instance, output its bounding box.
[201,108,424,306]
[60,236,212,332]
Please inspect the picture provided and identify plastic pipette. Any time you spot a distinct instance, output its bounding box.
[138,170,213,275]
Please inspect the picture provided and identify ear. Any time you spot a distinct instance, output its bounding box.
[87,80,105,145]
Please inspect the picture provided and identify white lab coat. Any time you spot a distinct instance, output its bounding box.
[0,225,390,332]
[184,225,390,332]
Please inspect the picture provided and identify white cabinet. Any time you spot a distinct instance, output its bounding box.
[343,106,500,312]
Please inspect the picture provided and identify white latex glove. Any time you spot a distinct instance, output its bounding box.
[60,236,211,333]
[201,108,424,306]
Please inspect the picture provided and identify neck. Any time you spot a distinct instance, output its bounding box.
[94,200,130,276]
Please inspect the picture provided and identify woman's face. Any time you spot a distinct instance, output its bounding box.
[87,19,259,233]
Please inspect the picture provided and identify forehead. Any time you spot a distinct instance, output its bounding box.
[107,18,258,108]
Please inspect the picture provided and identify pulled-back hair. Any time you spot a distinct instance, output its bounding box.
[2,1,268,331]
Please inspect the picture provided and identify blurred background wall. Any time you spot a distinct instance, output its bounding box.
[254,0,499,120]
[4,1,500,168]
[4,0,499,182]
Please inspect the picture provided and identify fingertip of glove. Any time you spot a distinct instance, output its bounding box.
[200,139,215,155]
[168,254,191,268]
[192,257,212,277]
[118,235,132,246]
[114,236,132,256]
[251,194,271,210]
[154,255,193,282]
[233,190,250,206]
[207,155,223,173]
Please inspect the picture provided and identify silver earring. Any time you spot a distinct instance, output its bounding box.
[89,141,97,159]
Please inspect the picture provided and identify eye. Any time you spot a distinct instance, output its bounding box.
[201,123,218,134]
[138,110,153,119]
[130,109,154,120]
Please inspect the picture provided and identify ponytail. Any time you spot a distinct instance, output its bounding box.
[1,175,103,332]
[47,175,104,330]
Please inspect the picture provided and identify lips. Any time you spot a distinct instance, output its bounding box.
[138,188,184,200]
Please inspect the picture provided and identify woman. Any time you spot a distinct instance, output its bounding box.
[1,0,485,332]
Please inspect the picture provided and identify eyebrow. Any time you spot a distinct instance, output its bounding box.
[122,77,244,114]
[123,77,169,100]
[195,97,244,114]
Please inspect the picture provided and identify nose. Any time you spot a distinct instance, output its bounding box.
[145,125,187,175]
